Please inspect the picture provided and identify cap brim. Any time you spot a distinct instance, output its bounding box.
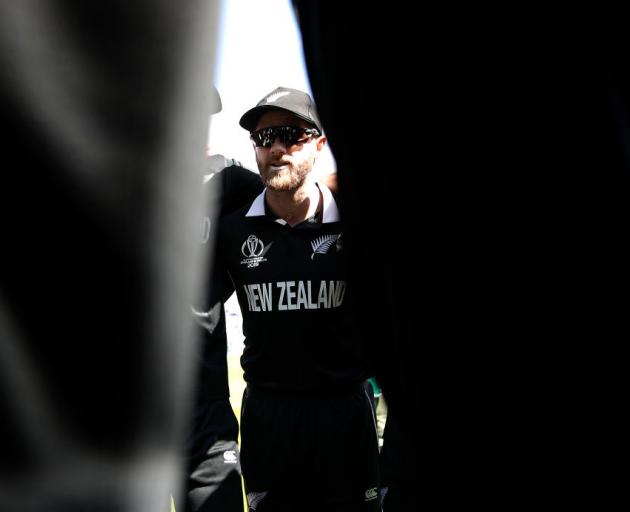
[239,106,321,132]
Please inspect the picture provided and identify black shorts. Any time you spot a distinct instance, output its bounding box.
[240,384,381,512]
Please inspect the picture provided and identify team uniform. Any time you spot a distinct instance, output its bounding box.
[183,157,263,512]
[214,183,380,512]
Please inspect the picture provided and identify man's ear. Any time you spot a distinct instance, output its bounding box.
[316,135,327,151]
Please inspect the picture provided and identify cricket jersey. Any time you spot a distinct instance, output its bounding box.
[216,183,370,392]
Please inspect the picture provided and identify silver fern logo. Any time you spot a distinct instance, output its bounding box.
[265,90,291,103]
[310,234,341,260]
[246,491,268,510]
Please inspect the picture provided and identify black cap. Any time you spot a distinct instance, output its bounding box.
[239,86,322,133]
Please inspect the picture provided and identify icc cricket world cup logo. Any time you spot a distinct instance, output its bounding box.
[240,235,268,268]
[242,235,264,258]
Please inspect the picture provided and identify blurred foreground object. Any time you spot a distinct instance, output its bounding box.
[0,1,221,510]
[293,2,628,509]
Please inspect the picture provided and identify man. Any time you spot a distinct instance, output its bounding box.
[212,86,379,512]
[182,86,263,512]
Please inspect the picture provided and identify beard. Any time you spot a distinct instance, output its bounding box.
[259,158,312,192]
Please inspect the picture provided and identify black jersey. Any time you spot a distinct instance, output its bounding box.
[191,159,263,405]
[203,156,265,217]
[216,183,370,392]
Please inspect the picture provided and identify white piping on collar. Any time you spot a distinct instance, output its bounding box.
[244,182,340,223]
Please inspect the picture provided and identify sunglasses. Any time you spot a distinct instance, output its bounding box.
[250,126,320,148]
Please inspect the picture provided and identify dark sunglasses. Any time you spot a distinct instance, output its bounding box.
[250,126,320,148]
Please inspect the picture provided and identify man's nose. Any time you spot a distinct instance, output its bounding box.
[269,137,288,153]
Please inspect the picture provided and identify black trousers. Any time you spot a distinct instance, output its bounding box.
[181,399,243,512]
[239,384,381,512]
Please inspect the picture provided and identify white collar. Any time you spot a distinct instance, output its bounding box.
[245,182,340,223]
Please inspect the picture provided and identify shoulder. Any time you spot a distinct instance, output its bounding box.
[220,164,263,216]
[218,198,259,236]
[203,154,243,180]
[222,163,261,190]
[219,186,267,232]
[203,154,264,216]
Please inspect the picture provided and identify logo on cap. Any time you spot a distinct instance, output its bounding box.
[265,90,291,103]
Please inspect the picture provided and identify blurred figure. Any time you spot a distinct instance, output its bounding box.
[0,1,221,511]
[180,85,262,512]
